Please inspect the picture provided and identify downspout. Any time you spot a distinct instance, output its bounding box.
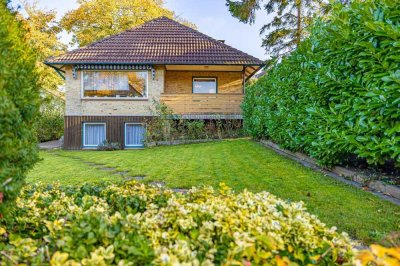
[242,66,246,94]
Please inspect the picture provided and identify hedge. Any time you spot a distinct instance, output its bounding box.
[243,0,399,166]
[0,0,40,217]
[0,182,354,265]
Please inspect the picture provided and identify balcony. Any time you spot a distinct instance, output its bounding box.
[160,93,244,117]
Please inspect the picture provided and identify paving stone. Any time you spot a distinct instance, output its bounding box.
[385,185,400,200]
[171,188,189,194]
[331,166,357,178]
[125,176,145,181]
[38,140,62,150]
[99,167,116,171]
[115,171,129,175]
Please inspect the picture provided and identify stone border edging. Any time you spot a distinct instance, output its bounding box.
[259,140,400,205]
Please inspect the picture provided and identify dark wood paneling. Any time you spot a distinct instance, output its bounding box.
[64,116,152,150]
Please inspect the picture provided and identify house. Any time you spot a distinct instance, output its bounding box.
[45,16,264,150]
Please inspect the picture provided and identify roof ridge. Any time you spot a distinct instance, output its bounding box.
[156,16,263,63]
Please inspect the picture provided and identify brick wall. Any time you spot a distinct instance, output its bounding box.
[64,66,165,116]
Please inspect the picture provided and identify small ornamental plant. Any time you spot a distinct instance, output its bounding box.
[0,182,355,265]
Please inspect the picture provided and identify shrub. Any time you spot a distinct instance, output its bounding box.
[0,1,40,217]
[355,245,400,265]
[36,97,64,142]
[0,182,355,265]
[97,140,121,151]
[186,120,205,139]
[146,102,244,143]
[242,0,400,167]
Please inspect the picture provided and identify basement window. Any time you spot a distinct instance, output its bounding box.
[192,77,217,94]
[83,123,106,148]
[125,123,146,148]
[82,71,148,98]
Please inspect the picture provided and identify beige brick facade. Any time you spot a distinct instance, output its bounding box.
[64,67,245,116]
[65,66,165,116]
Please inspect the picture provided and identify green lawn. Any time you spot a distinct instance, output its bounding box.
[28,139,400,244]
[28,151,120,185]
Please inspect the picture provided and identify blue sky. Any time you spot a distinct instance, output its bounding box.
[11,0,269,60]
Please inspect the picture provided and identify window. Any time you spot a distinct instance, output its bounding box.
[125,123,146,148]
[83,123,106,147]
[82,71,148,98]
[193,77,217,94]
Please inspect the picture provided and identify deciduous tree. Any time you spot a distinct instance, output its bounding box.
[17,1,66,100]
[61,0,195,47]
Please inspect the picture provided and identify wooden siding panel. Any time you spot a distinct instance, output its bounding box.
[160,94,243,115]
[64,116,151,150]
[165,71,243,94]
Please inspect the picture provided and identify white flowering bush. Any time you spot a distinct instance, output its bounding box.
[0,182,354,265]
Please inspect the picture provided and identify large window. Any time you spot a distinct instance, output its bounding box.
[83,123,106,147]
[192,77,217,94]
[82,71,148,98]
[125,123,145,148]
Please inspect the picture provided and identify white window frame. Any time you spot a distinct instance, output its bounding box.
[82,122,107,148]
[192,77,217,94]
[124,123,146,148]
[80,70,149,100]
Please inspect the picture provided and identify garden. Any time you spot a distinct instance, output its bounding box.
[1,0,400,265]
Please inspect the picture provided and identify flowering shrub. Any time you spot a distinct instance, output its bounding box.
[355,245,400,266]
[0,182,354,265]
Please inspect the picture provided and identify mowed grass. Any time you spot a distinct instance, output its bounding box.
[30,139,400,244]
[27,151,120,185]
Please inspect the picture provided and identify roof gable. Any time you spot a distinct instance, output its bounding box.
[46,16,264,66]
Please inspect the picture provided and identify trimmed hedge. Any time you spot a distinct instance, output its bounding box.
[243,0,399,166]
[0,1,40,217]
[0,182,354,265]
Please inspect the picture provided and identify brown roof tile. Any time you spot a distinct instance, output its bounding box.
[46,16,264,66]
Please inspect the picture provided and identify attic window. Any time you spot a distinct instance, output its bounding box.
[192,77,217,94]
[82,71,148,99]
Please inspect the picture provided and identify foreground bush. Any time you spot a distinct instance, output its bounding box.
[243,0,399,167]
[0,0,40,217]
[0,182,354,265]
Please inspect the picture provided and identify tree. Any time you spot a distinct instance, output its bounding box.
[226,0,325,57]
[61,0,196,47]
[0,0,40,218]
[17,1,66,100]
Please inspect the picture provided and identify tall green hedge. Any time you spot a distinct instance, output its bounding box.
[243,0,400,166]
[0,1,40,217]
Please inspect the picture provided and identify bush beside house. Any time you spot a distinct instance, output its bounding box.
[36,98,65,142]
[242,0,399,167]
[145,102,244,144]
[0,0,40,218]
